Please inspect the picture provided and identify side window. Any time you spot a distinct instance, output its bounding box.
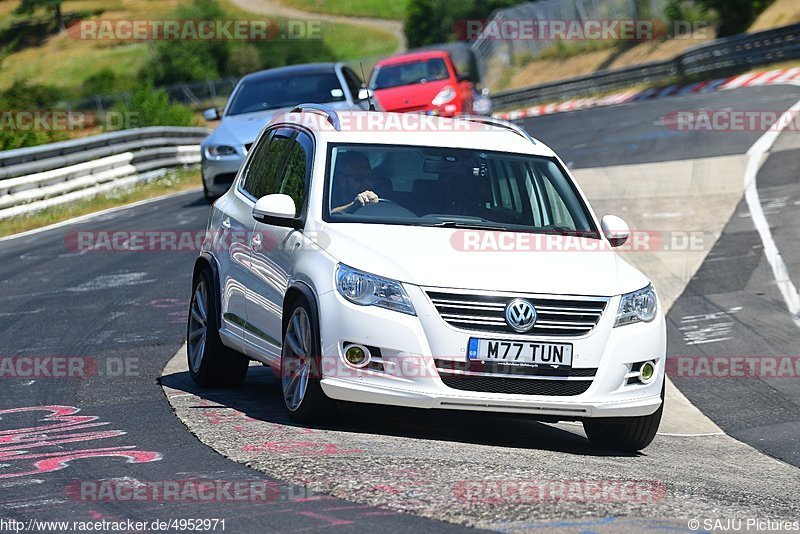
[276,140,307,212]
[342,68,363,99]
[540,173,576,228]
[242,131,294,199]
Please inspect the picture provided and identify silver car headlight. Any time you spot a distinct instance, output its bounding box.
[336,264,416,316]
[614,284,658,327]
[207,145,237,157]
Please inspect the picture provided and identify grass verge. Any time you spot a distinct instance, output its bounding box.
[274,0,406,20]
[0,0,398,91]
[0,167,202,238]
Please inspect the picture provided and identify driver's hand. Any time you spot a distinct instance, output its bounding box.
[355,190,379,206]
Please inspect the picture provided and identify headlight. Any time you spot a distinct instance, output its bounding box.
[207,145,237,157]
[336,264,416,315]
[432,86,456,106]
[614,284,658,327]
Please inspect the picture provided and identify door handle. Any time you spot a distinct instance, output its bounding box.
[221,217,231,230]
[250,233,262,250]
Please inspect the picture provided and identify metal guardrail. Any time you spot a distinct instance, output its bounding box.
[489,22,800,110]
[0,127,210,220]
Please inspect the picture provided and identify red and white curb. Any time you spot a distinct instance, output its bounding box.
[495,67,800,120]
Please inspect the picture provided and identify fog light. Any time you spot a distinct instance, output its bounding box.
[640,361,656,383]
[343,344,371,368]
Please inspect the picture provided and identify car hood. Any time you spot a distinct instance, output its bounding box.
[373,79,450,110]
[317,224,649,296]
[207,101,357,146]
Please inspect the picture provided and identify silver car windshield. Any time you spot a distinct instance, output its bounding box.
[227,72,345,116]
[324,144,598,236]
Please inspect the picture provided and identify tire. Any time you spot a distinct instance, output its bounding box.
[186,267,249,387]
[583,383,664,452]
[202,180,215,203]
[280,296,333,423]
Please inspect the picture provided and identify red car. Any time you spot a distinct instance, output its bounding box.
[368,50,475,117]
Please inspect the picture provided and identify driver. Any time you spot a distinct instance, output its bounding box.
[331,151,380,214]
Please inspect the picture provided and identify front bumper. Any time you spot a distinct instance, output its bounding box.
[201,151,244,195]
[317,285,666,419]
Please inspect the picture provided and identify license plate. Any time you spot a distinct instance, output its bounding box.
[468,338,573,367]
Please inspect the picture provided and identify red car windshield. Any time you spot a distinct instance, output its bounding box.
[369,58,450,90]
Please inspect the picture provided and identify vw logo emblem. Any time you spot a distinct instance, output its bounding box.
[505,298,537,332]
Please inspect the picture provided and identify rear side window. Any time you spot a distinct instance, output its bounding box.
[242,133,294,199]
[277,141,307,210]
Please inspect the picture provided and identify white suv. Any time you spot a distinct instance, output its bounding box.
[186,105,666,451]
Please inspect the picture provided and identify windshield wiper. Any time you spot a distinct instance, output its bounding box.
[428,221,508,231]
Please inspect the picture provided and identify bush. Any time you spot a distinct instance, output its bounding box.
[0,81,69,150]
[110,84,194,130]
[140,0,232,85]
[82,68,138,96]
[695,0,774,36]
[664,0,717,37]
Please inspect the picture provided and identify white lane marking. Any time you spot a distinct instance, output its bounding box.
[744,92,800,330]
[679,307,741,345]
[0,188,202,242]
[67,272,154,292]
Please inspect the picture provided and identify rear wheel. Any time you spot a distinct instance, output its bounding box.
[280,297,333,423]
[583,384,664,451]
[186,268,249,387]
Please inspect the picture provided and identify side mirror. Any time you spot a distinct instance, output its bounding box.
[601,215,630,247]
[252,194,301,228]
[203,107,221,121]
[357,88,374,101]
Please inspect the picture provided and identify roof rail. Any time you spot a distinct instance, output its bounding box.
[289,103,341,131]
[455,115,535,144]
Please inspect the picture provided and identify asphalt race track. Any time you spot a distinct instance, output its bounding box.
[1,84,799,532]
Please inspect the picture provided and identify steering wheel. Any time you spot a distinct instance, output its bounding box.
[347,197,395,214]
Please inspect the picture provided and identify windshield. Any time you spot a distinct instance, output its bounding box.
[226,72,345,116]
[369,58,450,90]
[324,144,598,236]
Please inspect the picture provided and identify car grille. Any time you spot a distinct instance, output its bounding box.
[439,375,592,396]
[426,291,608,337]
[434,358,597,378]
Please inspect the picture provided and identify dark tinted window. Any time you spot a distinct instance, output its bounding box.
[325,144,596,236]
[277,140,307,210]
[242,133,293,199]
[227,72,345,116]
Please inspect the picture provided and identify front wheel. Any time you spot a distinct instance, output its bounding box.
[280,297,333,423]
[582,384,664,451]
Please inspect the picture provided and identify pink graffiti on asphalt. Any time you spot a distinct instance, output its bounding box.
[0,405,162,479]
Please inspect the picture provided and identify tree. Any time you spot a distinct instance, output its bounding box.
[404,0,519,48]
[15,0,64,32]
[695,0,774,36]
